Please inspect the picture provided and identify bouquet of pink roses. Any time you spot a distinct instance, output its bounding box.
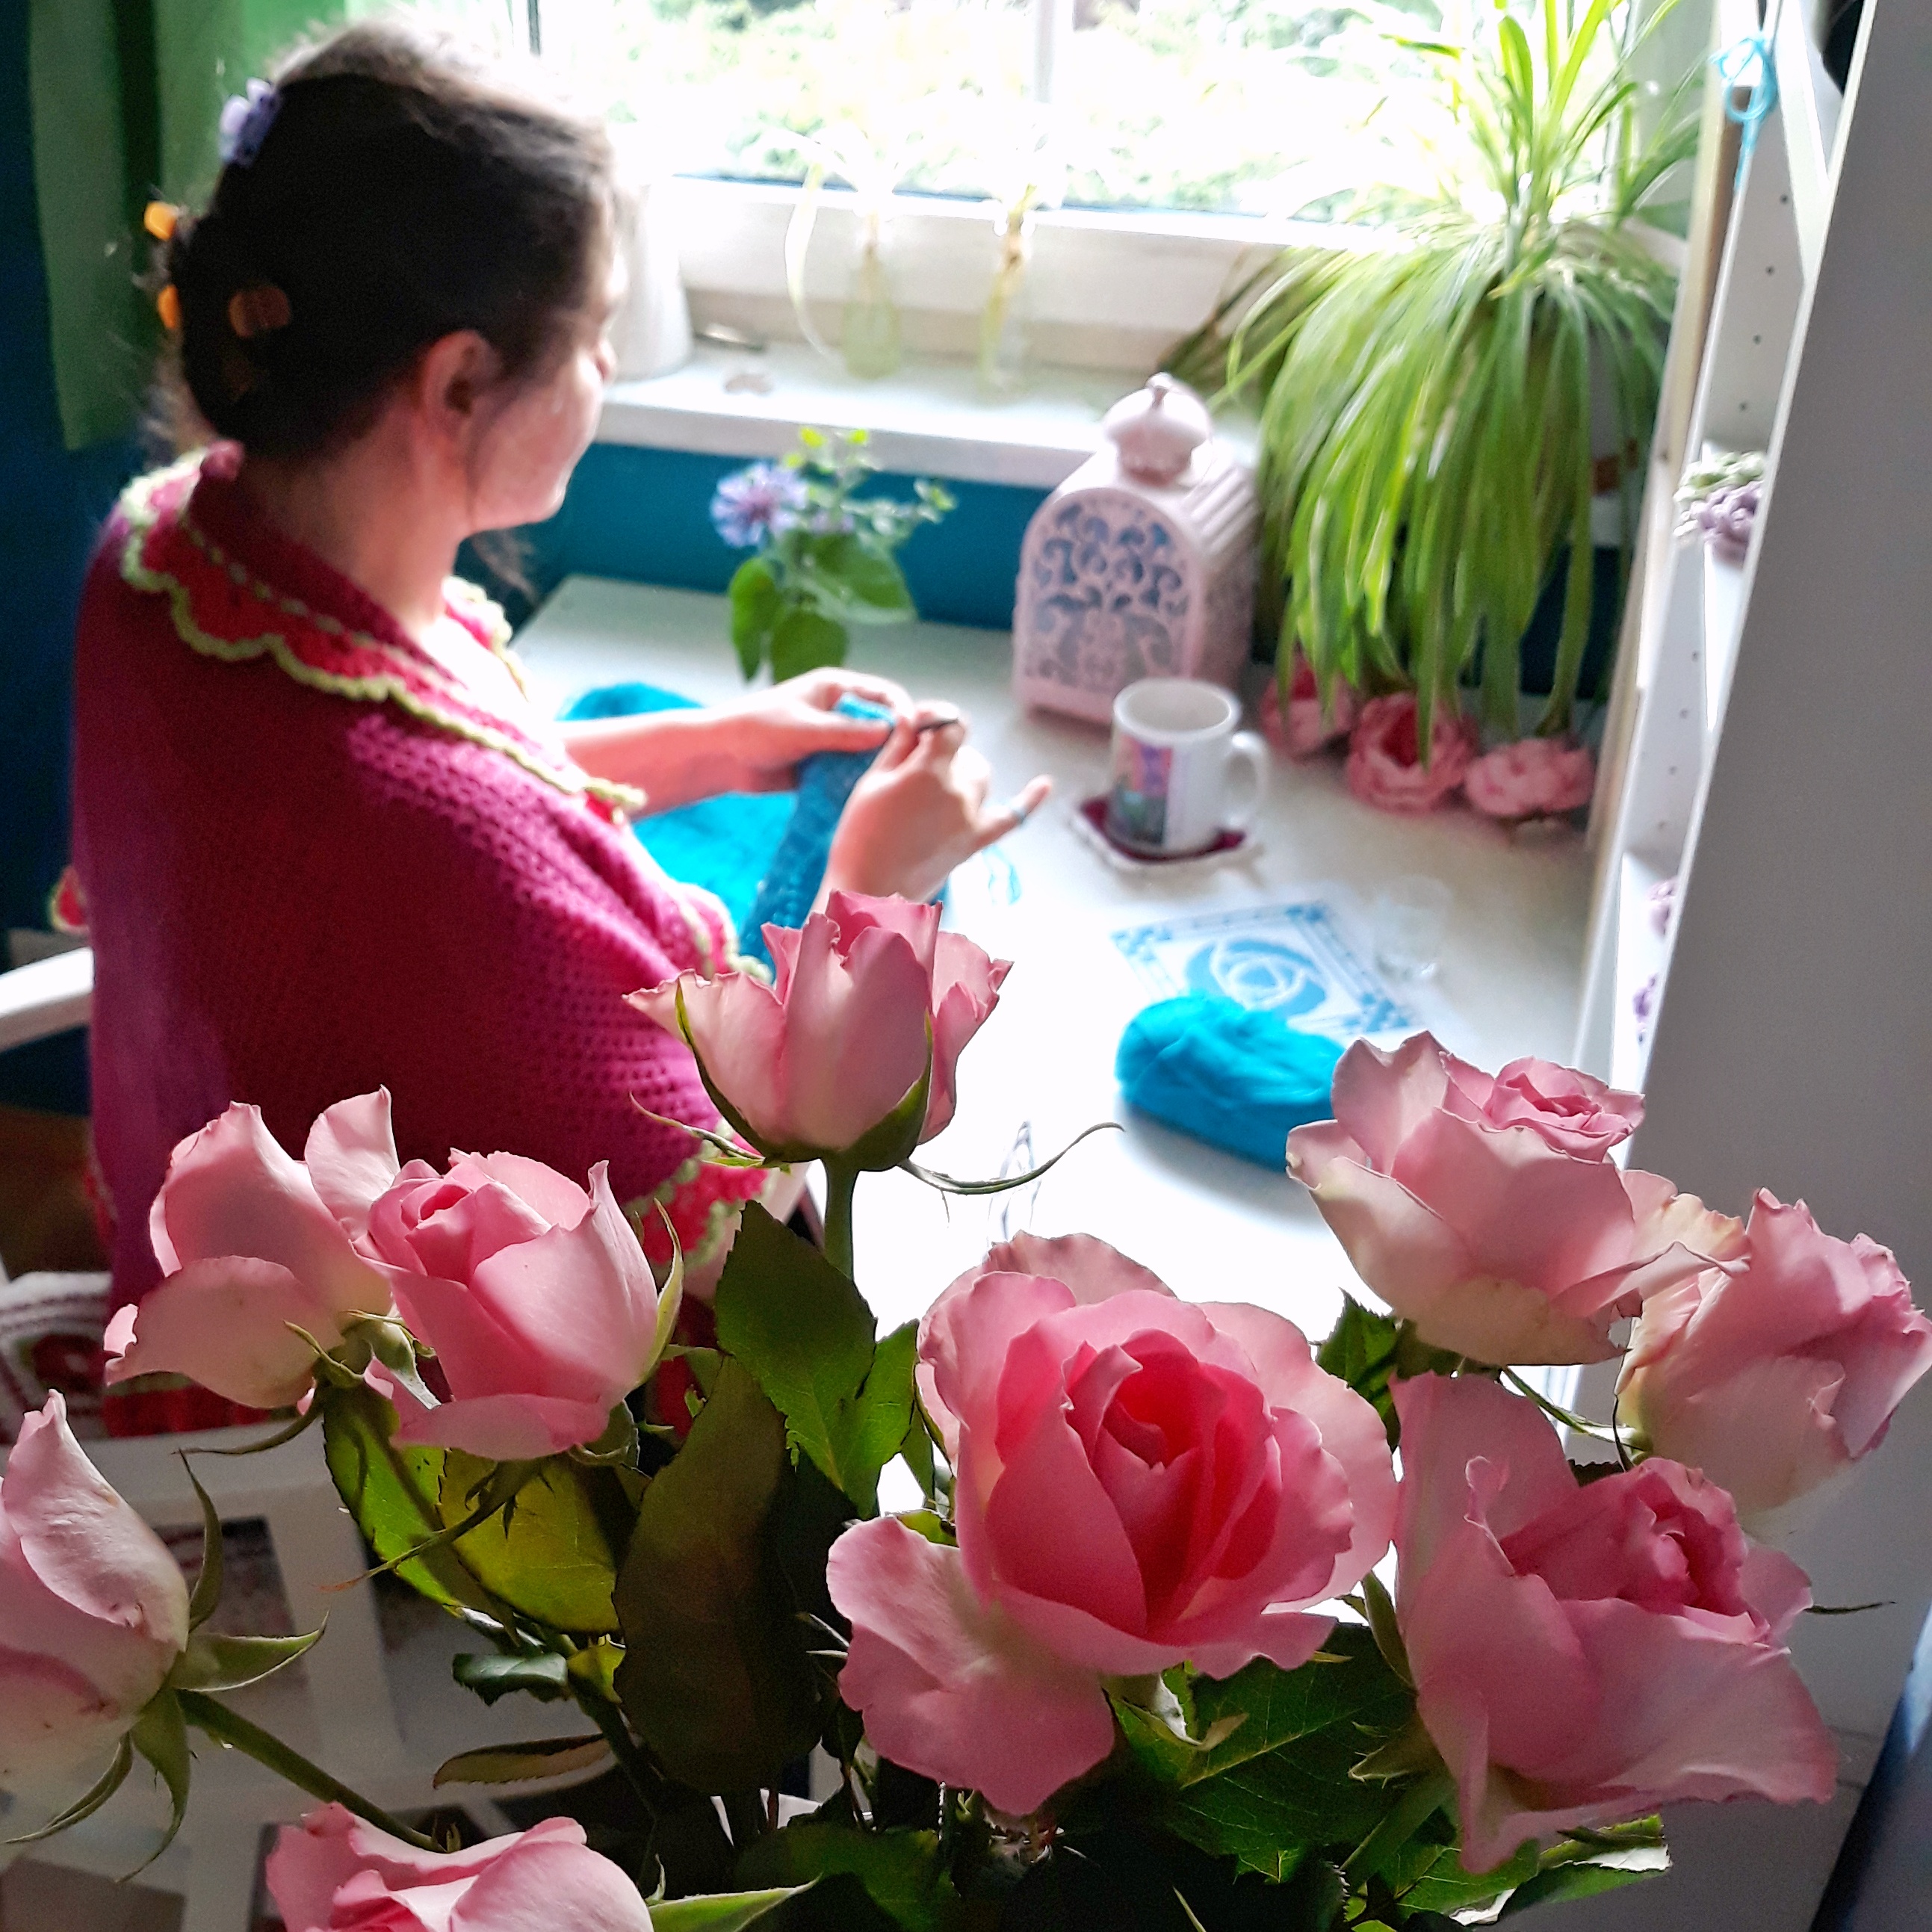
[10,893,1928,1932]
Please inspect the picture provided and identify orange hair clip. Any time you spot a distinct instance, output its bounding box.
[227,285,292,340]
[143,200,180,242]
[156,284,182,331]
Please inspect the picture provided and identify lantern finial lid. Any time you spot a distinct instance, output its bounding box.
[1102,374,1212,484]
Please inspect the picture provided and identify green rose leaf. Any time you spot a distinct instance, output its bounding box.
[613,1357,820,1791]
[1120,1627,1418,1882]
[770,607,850,681]
[714,1204,914,1514]
[1316,1296,1402,1446]
[737,1821,957,1932]
[1497,1821,1669,1916]
[432,1734,612,1787]
[319,1383,504,1620]
[729,557,783,679]
[436,1449,627,1635]
[451,1650,571,1705]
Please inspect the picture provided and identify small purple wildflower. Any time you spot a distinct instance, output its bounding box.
[710,463,808,549]
[219,79,282,168]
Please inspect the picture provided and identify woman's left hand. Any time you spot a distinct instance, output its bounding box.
[709,669,915,793]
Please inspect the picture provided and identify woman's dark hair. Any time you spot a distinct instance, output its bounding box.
[164,22,616,458]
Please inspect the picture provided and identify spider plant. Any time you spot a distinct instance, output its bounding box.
[1172,0,1700,746]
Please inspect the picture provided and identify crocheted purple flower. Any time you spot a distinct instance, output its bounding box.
[1696,480,1762,564]
[711,464,808,549]
[220,80,282,168]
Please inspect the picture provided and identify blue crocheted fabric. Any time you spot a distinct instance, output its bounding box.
[1115,994,1343,1168]
[560,683,890,970]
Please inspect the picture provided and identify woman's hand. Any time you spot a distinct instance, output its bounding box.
[560,668,914,808]
[823,713,1053,905]
[710,669,914,793]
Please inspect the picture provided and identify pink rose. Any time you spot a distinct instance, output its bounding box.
[827,1237,1396,1815]
[1345,694,1477,814]
[1462,737,1597,820]
[1620,1192,1932,1523]
[104,1097,395,1411]
[0,1394,190,1791]
[1394,1373,1835,1871]
[265,1805,651,1931]
[1261,653,1360,759]
[318,1095,678,1461]
[1287,1034,1744,1364]
[631,892,1009,1164]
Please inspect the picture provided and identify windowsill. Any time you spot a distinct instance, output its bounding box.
[598,341,1257,490]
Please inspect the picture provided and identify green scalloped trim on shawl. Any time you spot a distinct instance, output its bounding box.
[116,456,645,819]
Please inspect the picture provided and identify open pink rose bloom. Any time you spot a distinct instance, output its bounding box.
[828,1234,1396,1815]
[103,1097,396,1411]
[1288,1035,1746,1363]
[1346,693,1478,814]
[1461,736,1597,820]
[111,1089,674,1460]
[0,1393,189,1792]
[1261,651,1360,759]
[266,1805,652,1932]
[630,891,1009,1162]
[1620,1190,1932,1523]
[1394,1373,1836,1871]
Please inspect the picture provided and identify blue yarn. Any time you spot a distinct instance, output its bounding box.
[1115,994,1343,1168]
[559,683,897,970]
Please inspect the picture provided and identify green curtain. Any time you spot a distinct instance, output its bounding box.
[27,0,349,451]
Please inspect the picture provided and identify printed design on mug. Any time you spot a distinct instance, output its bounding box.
[1107,734,1173,849]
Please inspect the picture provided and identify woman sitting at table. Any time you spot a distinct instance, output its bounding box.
[69,19,1049,1356]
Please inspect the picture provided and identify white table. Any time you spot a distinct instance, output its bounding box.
[517,578,1591,1356]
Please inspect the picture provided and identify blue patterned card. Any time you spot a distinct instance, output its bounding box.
[1111,900,1414,1041]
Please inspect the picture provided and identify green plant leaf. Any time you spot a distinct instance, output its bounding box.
[651,1890,811,1932]
[319,1382,505,1621]
[613,1357,820,1792]
[437,1449,626,1635]
[1316,1297,1402,1445]
[770,608,849,681]
[432,1734,612,1787]
[737,1821,957,1932]
[167,1628,323,1694]
[799,533,916,623]
[713,1204,912,1514]
[729,557,782,679]
[451,1650,571,1705]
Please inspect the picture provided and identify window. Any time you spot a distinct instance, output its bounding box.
[407,0,1437,215]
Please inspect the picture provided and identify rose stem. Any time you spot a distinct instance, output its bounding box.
[175,1691,440,1851]
[821,1158,861,1282]
[1341,1768,1457,1892]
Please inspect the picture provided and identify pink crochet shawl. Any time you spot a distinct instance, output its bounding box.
[72,446,764,1315]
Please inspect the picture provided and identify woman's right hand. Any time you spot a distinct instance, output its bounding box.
[821,710,1051,906]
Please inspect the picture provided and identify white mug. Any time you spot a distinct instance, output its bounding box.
[1106,678,1267,855]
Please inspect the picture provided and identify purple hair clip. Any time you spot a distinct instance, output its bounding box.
[219,78,282,167]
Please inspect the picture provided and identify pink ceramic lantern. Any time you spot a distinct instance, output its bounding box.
[1012,375,1260,723]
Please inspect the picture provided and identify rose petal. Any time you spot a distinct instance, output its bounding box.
[828,1519,1115,1818]
[303,1089,400,1243]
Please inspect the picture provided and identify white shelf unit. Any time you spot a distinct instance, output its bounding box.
[1562,3,1932,1928]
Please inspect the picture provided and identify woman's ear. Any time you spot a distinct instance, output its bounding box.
[415,329,501,443]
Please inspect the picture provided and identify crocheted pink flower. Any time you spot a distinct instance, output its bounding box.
[1464,737,1597,820]
[1261,653,1360,758]
[1345,695,1476,813]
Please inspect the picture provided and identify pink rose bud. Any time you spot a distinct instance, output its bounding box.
[1345,693,1478,814]
[0,1394,190,1792]
[827,1238,1396,1815]
[1288,1034,1744,1364]
[1394,1374,1836,1871]
[630,891,1009,1165]
[1620,1192,1932,1525]
[353,1135,679,1464]
[1260,652,1360,759]
[104,1095,397,1410]
[1461,736,1597,821]
[265,1806,652,1931]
